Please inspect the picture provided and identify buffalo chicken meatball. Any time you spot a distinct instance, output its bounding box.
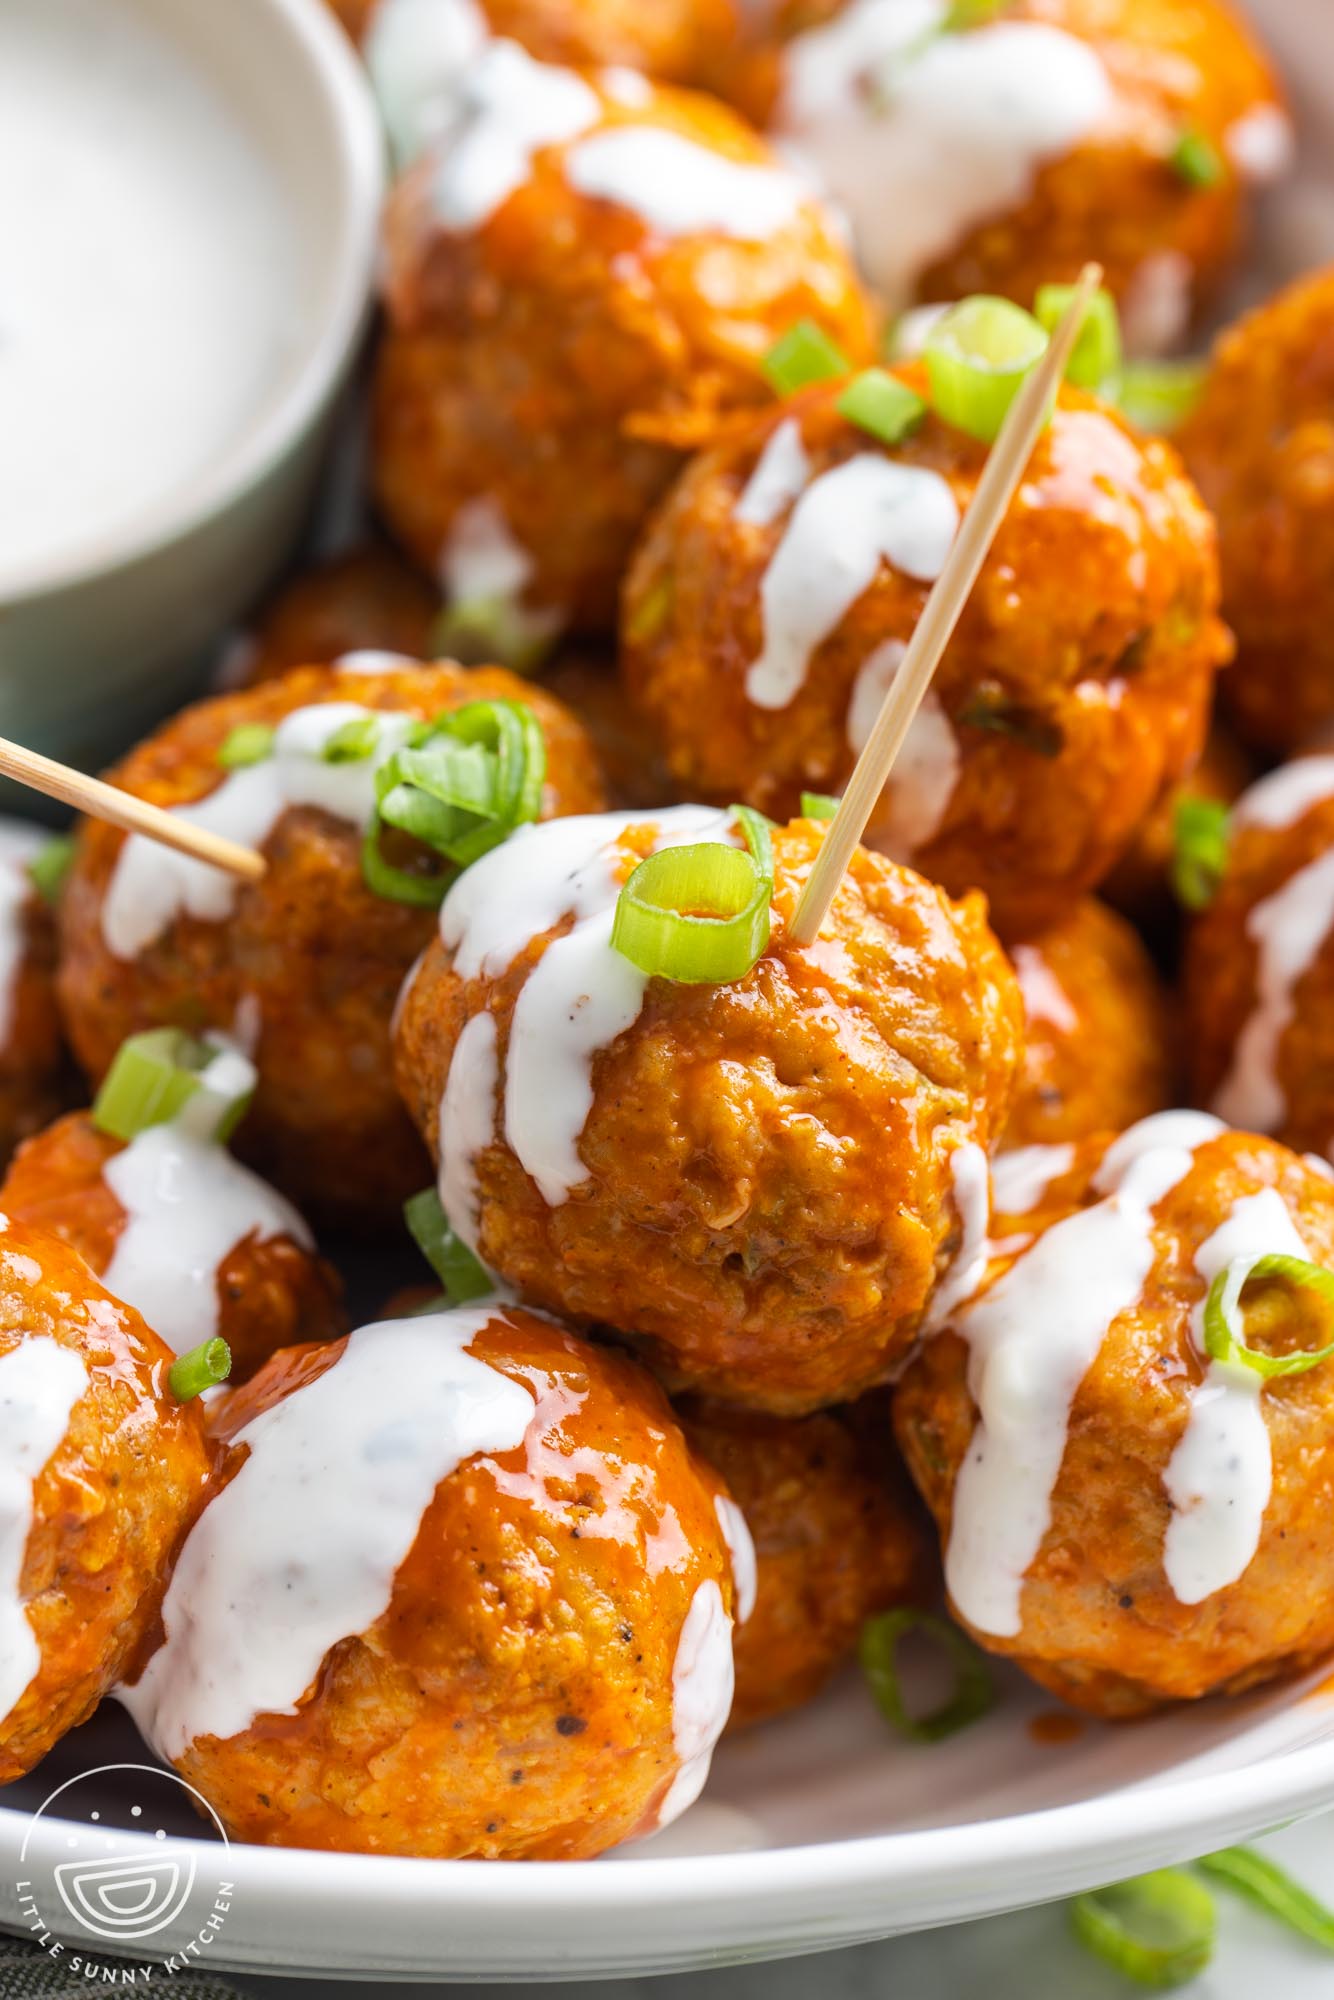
[56,662,605,1222]
[394,810,1024,1412]
[122,1303,748,1858]
[622,373,1226,936]
[1179,267,1334,756]
[1184,756,1334,1163]
[372,48,874,639]
[1,1096,343,1385]
[679,1396,932,1728]
[223,545,438,690]
[0,823,70,1169]
[896,1114,1334,1716]
[0,1217,211,1781]
[1004,898,1176,1149]
[723,0,1288,340]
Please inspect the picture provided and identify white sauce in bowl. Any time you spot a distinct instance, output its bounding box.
[0,823,45,1048]
[0,0,299,591]
[121,1308,536,1759]
[0,1337,89,1723]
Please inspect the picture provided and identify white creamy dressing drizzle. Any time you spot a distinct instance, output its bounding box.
[1213,848,1334,1136]
[437,1010,499,1256]
[438,496,558,648]
[0,1337,89,1722]
[944,1111,1224,1636]
[364,0,489,171]
[564,129,806,239]
[121,1310,535,1759]
[1011,945,1079,1035]
[100,1050,312,1356]
[0,0,298,590]
[774,0,1112,306]
[436,807,738,1208]
[429,40,600,232]
[334,649,419,676]
[0,823,45,1047]
[713,1496,757,1625]
[654,1579,736,1830]
[1232,756,1334,833]
[927,1142,991,1331]
[991,1142,1076,1217]
[100,702,418,960]
[735,420,812,529]
[846,638,958,858]
[1162,1188,1310,1605]
[745,456,959,710]
[1225,104,1295,185]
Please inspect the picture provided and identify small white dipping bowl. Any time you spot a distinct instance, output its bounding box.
[0,0,384,783]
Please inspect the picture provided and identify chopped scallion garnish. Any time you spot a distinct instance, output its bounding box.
[1035,283,1122,391]
[362,698,546,908]
[1171,794,1229,911]
[1171,126,1225,189]
[837,368,928,447]
[611,841,771,985]
[731,803,775,881]
[92,1029,254,1145]
[958,687,1063,757]
[762,319,852,397]
[858,1607,994,1743]
[403,1188,495,1304]
[924,296,1049,443]
[1204,1253,1334,1379]
[169,1337,233,1403]
[1116,359,1207,435]
[28,834,76,906]
[1070,1871,1216,1989]
[1197,1846,1334,1952]
[942,0,1005,25]
[322,715,381,764]
[216,723,275,770]
[800,792,839,820]
[430,598,554,677]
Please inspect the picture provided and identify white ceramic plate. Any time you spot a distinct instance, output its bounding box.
[5,0,1334,1984]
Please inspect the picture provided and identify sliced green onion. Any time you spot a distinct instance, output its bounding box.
[362,698,546,908]
[731,803,775,881]
[858,1608,994,1743]
[169,1337,232,1402]
[322,715,381,763]
[837,368,928,446]
[92,1029,254,1145]
[762,319,851,396]
[1197,1846,1334,1952]
[943,0,1005,25]
[959,687,1063,757]
[924,296,1050,443]
[28,834,76,906]
[1171,127,1225,189]
[800,792,839,820]
[1070,1871,1216,1989]
[403,1188,494,1304]
[430,599,553,677]
[1204,1253,1334,1379]
[611,843,770,984]
[217,723,275,770]
[1116,359,1207,435]
[625,572,674,647]
[1171,794,1229,911]
[1035,283,1122,391]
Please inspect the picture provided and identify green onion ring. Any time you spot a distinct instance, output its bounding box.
[762,319,851,396]
[1203,1253,1334,1379]
[836,368,928,446]
[1198,1846,1334,1952]
[1035,282,1122,391]
[611,843,771,984]
[429,597,554,676]
[730,803,775,880]
[857,1607,994,1743]
[169,1337,233,1402]
[1171,127,1225,189]
[1116,359,1207,435]
[216,723,275,770]
[924,295,1051,444]
[1170,795,1229,911]
[1069,1871,1216,1989]
[322,715,381,764]
[92,1029,254,1145]
[800,792,839,820]
[28,834,76,907]
[403,1188,495,1305]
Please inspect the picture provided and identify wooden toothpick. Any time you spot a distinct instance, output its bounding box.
[789,262,1104,947]
[0,737,266,883]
